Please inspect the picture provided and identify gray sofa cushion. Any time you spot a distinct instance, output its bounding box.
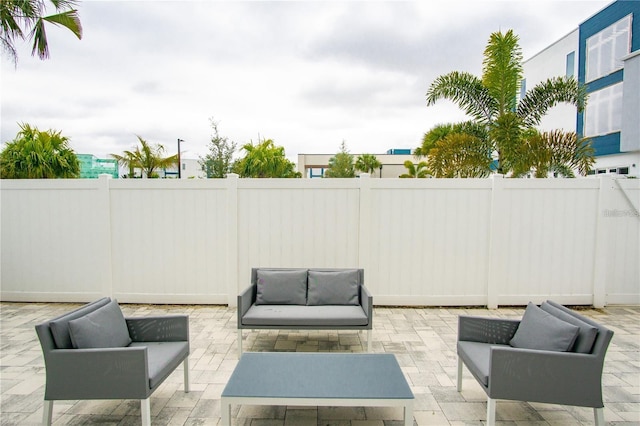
[68,300,132,349]
[307,269,359,306]
[256,269,308,305]
[242,305,368,327]
[540,301,599,354]
[510,303,579,352]
[457,341,507,387]
[129,341,189,389]
[49,297,111,349]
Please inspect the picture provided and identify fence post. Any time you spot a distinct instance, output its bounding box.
[358,173,372,277]
[98,174,114,298]
[486,174,506,309]
[226,174,239,307]
[592,175,613,308]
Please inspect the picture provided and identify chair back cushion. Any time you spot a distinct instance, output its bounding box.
[68,299,132,348]
[509,302,579,351]
[255,269,308,305]
[307,269,360,305]
[540,301,599,353]
[48,297,111,349]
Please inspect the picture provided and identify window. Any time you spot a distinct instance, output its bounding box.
[584,82,623,137]
[182,163,186,170]
[586,14,632,82]
[519,78,526,101]
[566,51,575,77]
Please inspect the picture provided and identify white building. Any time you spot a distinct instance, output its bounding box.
[161,158,206,179]
[298,149,418,178]
[522,0,640,177]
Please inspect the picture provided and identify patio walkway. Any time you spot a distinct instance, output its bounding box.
[1,302,638,425]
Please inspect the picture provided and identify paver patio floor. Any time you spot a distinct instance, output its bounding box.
[1,302,638,425]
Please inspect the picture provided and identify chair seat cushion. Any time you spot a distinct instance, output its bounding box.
[49,297,111,349]
[509,302,580,352]
[129,341,189,389]
[68,300,132,349]
[457,341,507,387]
[540,301,599,353]
[242,305,368,327]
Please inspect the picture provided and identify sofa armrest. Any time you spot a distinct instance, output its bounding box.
[489,346,604,407]
[360,285,373,328]
[458,315,520,344]
[45,347,150,400]
[238,284,257,328]
[126,315,189,342]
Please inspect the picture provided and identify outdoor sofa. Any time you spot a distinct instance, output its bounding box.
[457,300,614,426]
[237,268,372,355]
[35,297,190,426]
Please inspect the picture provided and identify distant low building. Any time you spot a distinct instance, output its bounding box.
[161,158,206,179]
[298,149,416,178]
[77,154,119,179]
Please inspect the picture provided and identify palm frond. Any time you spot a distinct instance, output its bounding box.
[426,71,497,124]
[482,29,523,115]
[517,76,587,127]
[43,10,82,39]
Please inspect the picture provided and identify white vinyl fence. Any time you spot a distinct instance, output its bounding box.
[1,174,638,308]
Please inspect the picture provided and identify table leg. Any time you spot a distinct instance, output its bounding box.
[404,400,413,426]
[221,399,231,426]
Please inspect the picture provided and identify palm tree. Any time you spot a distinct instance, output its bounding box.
[0,123,80,178]
[232,138,300,178]
[355,154,381,176]
[1,0,82,65]
[111,136,178,178]
[399,161,430,178]
[426,29,587,175]
[427,133,494,178]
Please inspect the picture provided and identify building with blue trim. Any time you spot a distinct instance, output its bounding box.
[523,0,640,177]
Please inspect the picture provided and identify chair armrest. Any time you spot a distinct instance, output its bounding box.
[237,284,257,328]
[360,285,373,328]
[45,347,150,400]
[458,315,520,344]
[126,315,189,342]
[489,346,605,407]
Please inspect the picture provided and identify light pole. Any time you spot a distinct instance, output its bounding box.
[177,139,183,179]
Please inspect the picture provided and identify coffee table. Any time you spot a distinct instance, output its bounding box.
[221,352,414,425]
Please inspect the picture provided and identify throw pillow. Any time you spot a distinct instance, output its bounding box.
[68,299,132,348]
[307,269,360,306]
[509,302,579,351]
[540,301,599,353]
[255,269,308,305]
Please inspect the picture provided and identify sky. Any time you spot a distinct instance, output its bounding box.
[1,0,612,163]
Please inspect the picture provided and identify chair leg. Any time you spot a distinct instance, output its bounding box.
[141,398,151,426]
[486,398,496,426]
[237,329,243,357]
[456,356,463,392]
[594,407,605,426]
[183,357,190,393]
[367,329,372,352]
[42,400,53,426]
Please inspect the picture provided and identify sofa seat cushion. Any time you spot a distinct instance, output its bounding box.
[129,341,189,389]
[242,305,368,327]
[457,341,507,387]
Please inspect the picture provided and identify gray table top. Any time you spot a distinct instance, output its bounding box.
[222,352,414,400]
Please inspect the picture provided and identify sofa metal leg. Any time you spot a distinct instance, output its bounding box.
[456,356,463,392]
[42,400,53,426]
[141,398,151,426]
[183,357,190,393]
[486,398,496,426]
[367,329,372,352]
[594,407,605,426]
[238,329,243,357]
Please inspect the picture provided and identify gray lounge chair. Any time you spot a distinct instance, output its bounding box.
[35,297,190,425]
[457,300,614,426]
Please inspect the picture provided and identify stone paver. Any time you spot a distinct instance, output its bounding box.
[1,302,638,425]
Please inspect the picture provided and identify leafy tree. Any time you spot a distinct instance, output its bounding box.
[232,138,300,178]
[426,29,587,175]
[511,129,595,178]
[399,160,430,178]
[324,141,355,178]
[199,118,236,178]
[0,123,79,178]
[111,136,178,179]
[1,0,83,65]
[355,153,381,176]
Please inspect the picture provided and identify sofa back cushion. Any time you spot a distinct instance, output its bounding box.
[48,297,112,349]
[510,302,579,352]
[255,269,308,305]
[68,299,132,348]
[540,301,599,353]
[307,269,360,306]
